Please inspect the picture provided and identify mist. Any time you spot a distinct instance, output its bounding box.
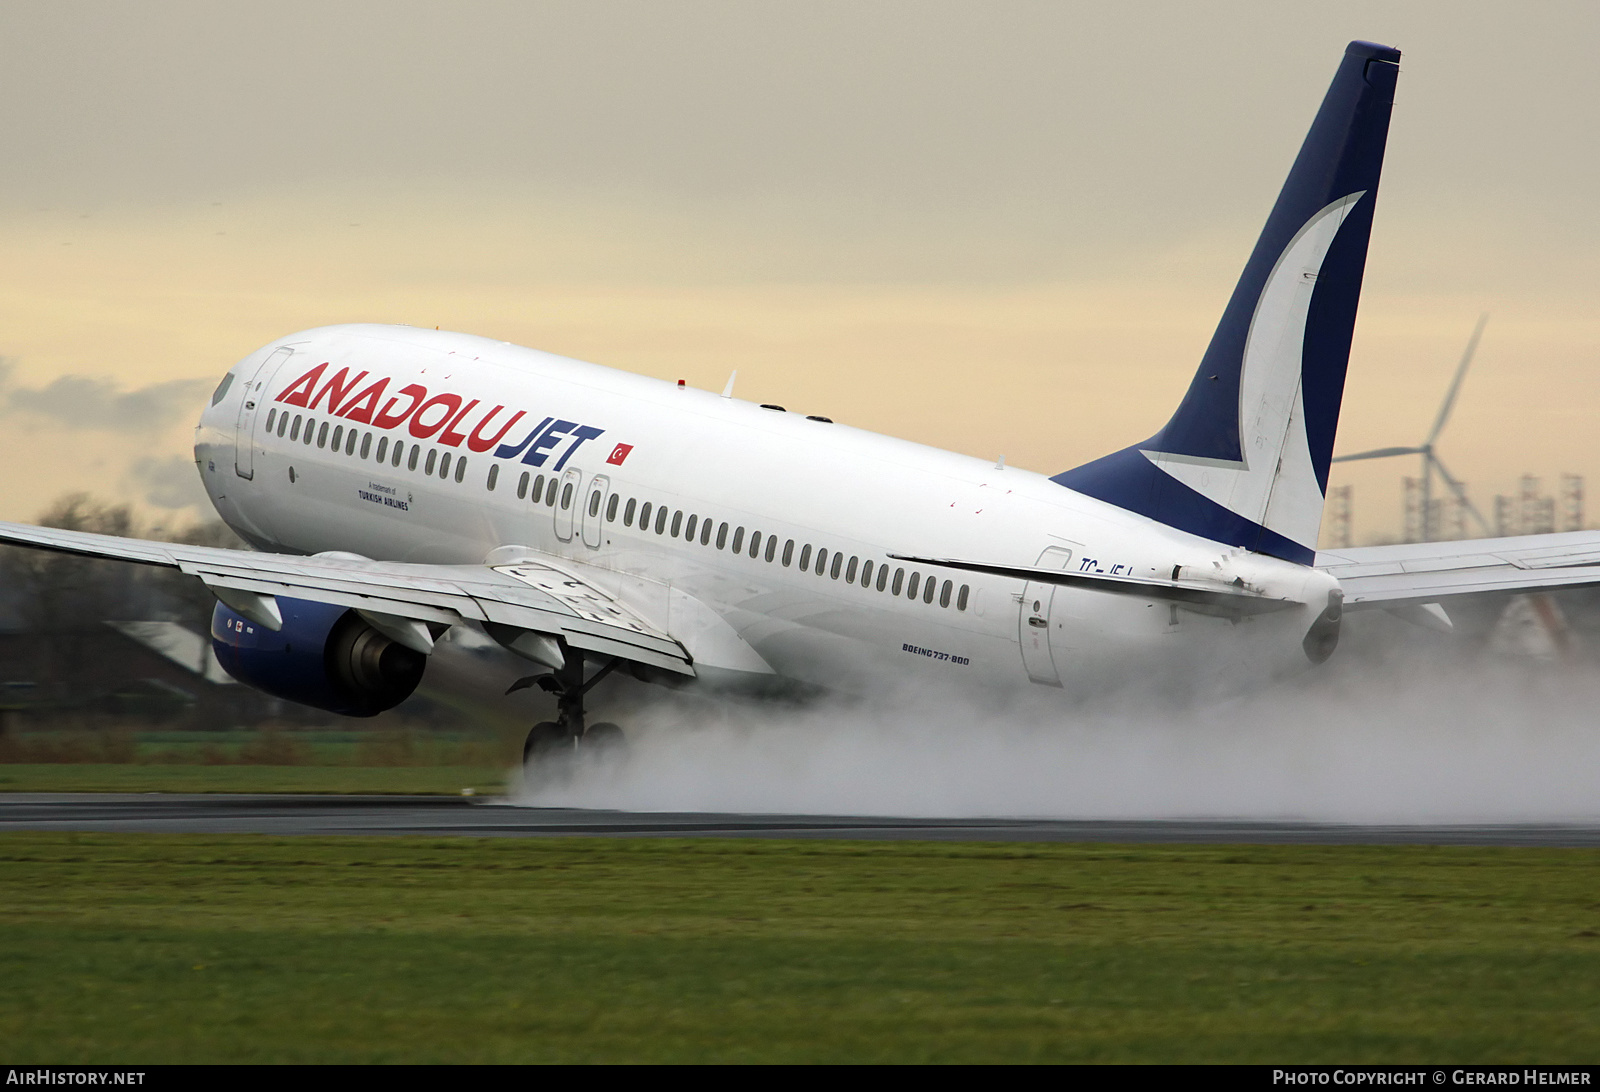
[511,613,1600,824]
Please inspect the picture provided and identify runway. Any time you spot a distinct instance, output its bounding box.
[1,793,1599,845]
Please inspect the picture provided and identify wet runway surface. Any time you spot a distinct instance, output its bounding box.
[2,793,1599,845]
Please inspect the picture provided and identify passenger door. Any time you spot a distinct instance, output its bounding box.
[553,467,583,542]
[581,474,609,549]
[1018,546,1073,687]
[234,347,293,480]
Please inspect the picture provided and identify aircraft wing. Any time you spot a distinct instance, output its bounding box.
[0,520,694,676]
[1316,531,1600,607]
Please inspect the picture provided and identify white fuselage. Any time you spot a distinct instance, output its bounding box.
[194,324,1337,701]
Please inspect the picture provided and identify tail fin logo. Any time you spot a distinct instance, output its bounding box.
[1142,191,1365,551]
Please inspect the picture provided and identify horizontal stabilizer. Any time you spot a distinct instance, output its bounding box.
[1318,532,1600,606]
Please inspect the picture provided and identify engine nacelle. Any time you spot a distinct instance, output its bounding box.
[211,597,426,717]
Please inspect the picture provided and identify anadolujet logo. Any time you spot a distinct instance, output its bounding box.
[274,362,608,471]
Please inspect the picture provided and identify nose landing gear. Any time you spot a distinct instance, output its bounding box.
[507,647,627,783]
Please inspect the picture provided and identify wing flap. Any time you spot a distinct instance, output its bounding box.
[194,569,467,627]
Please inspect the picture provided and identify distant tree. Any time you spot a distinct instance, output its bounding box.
[0,495,251,703]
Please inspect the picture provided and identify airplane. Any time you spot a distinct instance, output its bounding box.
[5,40,1600,773]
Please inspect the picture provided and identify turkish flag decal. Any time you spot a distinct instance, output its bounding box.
[606,443,633,466]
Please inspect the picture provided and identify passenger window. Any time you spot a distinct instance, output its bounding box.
[877,564,889,592]
[957,584,970,611]
[562,483,574,510]
[939,580,953,608]
[625,499,638,527]
[906,573,920,599]
[425,450,438,476]
[731,527,744,554]
[455,457,467,483]
[827,552,840,579]
[685,514,698,541]
[318,422,329,448]
[655,506,668,534]
[716,522,728,550]
[670,510,683,537]
[782,539,794,566]
[892,568,905,595]
[517,472,529,499]
[606,495,619,522]
[408,445,420,471]
[749,530,761,558]
[588,490,602,517]
[331,425,344,451]
[290,415,302,441]
[925,577,938,604]
[846,556,858,584]
[278,413,289,438]
[815,547,828,575]
[639,501,653,528]
[265,408,277,433]
[798,544,811,570]
[346,429,358,456]
[360,433,371,459]
[765,536,777,562]
[861,559,873,587]
[439,452,452,478]
[700,518,712,546]
[487,464,499,491]
[546,479,559,506]
[393,442,404,468]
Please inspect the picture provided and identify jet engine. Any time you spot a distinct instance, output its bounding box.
[211,597,426,716]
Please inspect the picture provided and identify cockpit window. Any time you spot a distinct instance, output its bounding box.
[210,373,235,406]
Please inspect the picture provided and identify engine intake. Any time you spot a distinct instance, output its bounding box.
[211,597,426,716]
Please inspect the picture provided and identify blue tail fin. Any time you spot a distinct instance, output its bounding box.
[1053,41,1400,565]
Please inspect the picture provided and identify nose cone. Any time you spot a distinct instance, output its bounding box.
[194,365,241,480]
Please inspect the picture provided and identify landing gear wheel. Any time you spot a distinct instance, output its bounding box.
[512,649,624,790]
[522,720,574,788]
[581,722,627,762]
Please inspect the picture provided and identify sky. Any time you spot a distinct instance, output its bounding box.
[0,1,1594,543]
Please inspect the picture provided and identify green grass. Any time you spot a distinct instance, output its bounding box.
[1,835,1598,1062]
[0,764,506,795]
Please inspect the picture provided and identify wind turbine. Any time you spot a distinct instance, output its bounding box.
[1331,314,1490,540]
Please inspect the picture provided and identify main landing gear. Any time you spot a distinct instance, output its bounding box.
[507,647,627,783]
